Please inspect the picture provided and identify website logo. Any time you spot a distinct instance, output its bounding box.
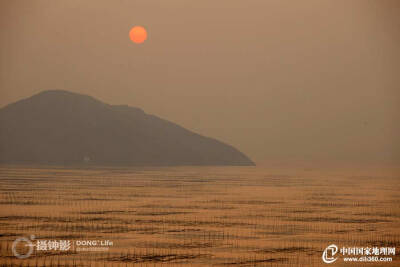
[322,244,395,264]
[322,244,339,264]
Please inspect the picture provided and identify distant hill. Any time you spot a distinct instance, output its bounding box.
[0,90,254,166]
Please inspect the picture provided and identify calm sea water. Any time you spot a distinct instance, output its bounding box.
[0,165,399,266]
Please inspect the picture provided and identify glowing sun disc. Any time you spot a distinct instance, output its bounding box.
[129,26,147,44]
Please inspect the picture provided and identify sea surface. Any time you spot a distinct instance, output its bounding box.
[0,165,399,266]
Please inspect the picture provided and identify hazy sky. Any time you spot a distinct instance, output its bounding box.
[1,0,399,164]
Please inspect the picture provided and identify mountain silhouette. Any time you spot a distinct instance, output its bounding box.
[0,90,254,166]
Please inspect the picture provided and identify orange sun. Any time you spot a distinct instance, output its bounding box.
[129,26,147,44]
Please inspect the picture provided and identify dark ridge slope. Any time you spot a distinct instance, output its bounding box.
[0,90,255,166]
